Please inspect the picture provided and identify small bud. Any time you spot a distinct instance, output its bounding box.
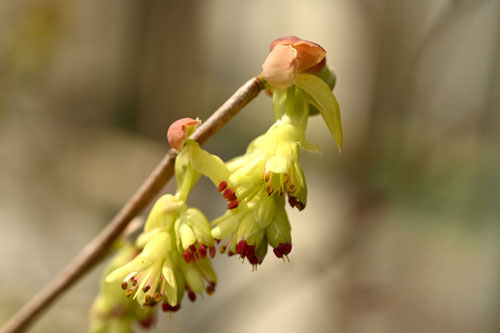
[167,117,201,150]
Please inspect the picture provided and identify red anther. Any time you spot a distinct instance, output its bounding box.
[236,240,247,255]
[216,239,221,244]
[209,246,216,258]
[245,244,255,258]
[227,200,240,210]
[188,290,196,302]
[139,315,155,328]
[248,254,259,265]
[227,192,237,202]
[199,245,207,258]
[273,247,283,258]
[222,188,234,199]
[288,196,297,208]
[162,302,172,312]
[295,200,305,211]
[121,282,128,290]
[143,285,151,293]
[189,244,197,252]
[279,243,292,255]
[218,181,228,192]
[206,285,215,295]
[227,250,234,257]
[183,249,192,263]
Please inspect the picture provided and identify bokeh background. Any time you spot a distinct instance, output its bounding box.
[1,0,499,332]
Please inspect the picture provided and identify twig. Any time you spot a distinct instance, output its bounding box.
[1,77,264,333]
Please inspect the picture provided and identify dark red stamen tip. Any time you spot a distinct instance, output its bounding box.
[209,246,216,258]
[183,249,192,263]
[248,254,259,265]
[296,201,305,211]
[143,285,151,293]
[227,192,237,202]
[189,244,197,252]
[121,282,128,290]
[227,250,234,257]
[227,200,240,210]
[279,243,292,255]
[245,244,255,258]
[273,247,283,258]
[139,315,155,328]
[199,245,207,258]
[236,240,247,255]
[162,302,180,312]
[188,290,196,302]
[222,188,234,199]
[288,196,297,208]
[218,181,228,192]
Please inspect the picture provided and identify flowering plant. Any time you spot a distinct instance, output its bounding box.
[90,36,342,332]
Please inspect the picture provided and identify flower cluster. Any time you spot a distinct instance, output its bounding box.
[91,36,342,330]
[212,36,342,268]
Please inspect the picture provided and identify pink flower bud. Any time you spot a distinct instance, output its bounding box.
[262,36,326,89]
[167,117,201,150]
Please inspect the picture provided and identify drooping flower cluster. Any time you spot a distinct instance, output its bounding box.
[212,36,342,268]
[90,241,156,333]
[90,36,342,330]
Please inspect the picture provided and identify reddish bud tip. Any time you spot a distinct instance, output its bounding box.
[167,117,201,150]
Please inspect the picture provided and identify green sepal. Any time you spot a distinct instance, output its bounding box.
[295,73,343,151]
[308,66,336,115]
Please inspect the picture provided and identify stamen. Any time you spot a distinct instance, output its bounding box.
[273,247,283,258]
[188,290,196,302]
[283,173,290,184]
[126,289,134,297]
[219,246,226,254]
[263,170,270,182]
[143,285,151,293]
[189,244,197,253]
[266,185,274,195]
[199,244,207,258]
[144,294,152,304]
[236,240,247,256]
[288,196,297,208]
[227,200,240,210]
[209,246,216,258]
[223,188,235,200]
[287,184,296,194]
[218,181,228,192]
[154,292,163,302]
[279,186,284,196]
[121,281,128,290]
[183,249,192,263]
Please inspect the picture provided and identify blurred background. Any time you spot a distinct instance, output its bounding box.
[1,0,499,332]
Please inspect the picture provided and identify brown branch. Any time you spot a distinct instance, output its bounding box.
[1,77,264,333]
